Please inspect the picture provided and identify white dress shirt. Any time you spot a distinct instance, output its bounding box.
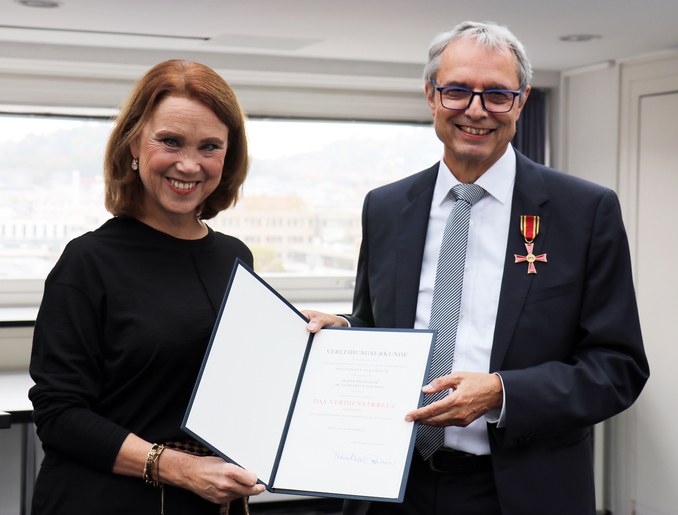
[414,144,516,455]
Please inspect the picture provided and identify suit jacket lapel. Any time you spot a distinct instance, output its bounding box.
[394,164,438,328]
[491,152,551,371]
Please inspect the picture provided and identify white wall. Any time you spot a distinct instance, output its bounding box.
[0,424,23,514]
[560,62,620,188]
[614,52,678,515]
[560,50,678,515]
[559,61,623,513]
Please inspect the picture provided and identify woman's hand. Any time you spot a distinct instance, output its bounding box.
[113,434,265,505]
[167,451,265,504]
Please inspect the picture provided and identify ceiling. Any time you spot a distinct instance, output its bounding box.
[1,0,677,118]
[3,0,678,69]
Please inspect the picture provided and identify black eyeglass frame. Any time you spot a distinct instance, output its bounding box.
[432,80,522,113]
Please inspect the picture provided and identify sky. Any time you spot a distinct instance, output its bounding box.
[246,119,433,160]
[0,116,89,142]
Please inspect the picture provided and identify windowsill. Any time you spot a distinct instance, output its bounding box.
[0,307,38,327]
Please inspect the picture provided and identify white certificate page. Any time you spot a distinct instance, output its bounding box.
[273,328,433,500]
[182,262,310,484]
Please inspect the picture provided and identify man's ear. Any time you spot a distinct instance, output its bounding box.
[425,82,436,116]
[515,85,532,118]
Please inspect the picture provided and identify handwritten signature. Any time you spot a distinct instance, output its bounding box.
[333,451,396,466]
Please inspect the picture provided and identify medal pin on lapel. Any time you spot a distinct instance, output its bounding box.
[514,215,547,274]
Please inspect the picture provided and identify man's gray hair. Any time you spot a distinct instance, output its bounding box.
[423,21,532,102]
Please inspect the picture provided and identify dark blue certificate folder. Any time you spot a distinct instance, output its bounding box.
[183,260,435,502]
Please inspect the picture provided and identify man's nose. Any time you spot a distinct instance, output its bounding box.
[465,94,487,117]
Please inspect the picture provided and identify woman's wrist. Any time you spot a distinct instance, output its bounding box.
[143,443,165,487]
[153,448,194,489]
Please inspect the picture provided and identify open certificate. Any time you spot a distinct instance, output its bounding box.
[182,260,435,502]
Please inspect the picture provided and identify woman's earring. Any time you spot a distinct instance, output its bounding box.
[131,158,139,171]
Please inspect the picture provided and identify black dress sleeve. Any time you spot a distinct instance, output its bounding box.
[30,278,130,472]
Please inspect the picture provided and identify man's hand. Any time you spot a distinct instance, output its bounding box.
[301,309,349,333]
[405,372,503,427]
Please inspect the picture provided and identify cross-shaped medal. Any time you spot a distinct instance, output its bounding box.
[515,243,547,274]
[514,215,547,274]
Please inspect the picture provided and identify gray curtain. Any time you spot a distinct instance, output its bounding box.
[512,88,546,165]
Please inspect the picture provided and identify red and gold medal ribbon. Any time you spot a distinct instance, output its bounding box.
[520,215,540,243]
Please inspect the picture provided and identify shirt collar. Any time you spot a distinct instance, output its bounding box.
[433,144,516,206]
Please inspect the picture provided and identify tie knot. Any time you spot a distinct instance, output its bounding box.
[452,183,485,206]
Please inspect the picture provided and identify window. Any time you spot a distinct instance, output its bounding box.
[215,120,440,274]
[0,110,115,280]
[0,112,440,281]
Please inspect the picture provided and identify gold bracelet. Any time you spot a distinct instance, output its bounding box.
[142,443,165,488]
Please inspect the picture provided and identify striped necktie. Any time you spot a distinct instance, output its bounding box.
[415,182,485,460]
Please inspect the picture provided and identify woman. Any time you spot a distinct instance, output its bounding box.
[29,60,265,514]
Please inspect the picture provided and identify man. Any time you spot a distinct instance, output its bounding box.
[304,21,648,515]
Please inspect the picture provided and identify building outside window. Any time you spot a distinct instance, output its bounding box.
[0,111,440,281]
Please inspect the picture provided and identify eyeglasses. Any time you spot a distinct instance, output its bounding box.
[432,80,521,113]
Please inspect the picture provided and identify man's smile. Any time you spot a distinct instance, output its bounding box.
[457,125,493,136]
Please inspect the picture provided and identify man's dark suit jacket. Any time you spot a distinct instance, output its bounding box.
[344,151,649,515]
